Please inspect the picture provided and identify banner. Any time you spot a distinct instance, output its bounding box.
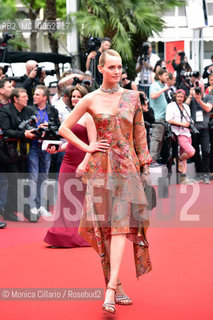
[165,41,185,73]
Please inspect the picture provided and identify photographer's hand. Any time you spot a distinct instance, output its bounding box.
[24,129,36,139]
[144,61,152,70]
[208,65,213,73]
[38,121,48,129]
[29,68,37,79]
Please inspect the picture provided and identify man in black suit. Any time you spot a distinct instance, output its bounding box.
[0,87,36,221]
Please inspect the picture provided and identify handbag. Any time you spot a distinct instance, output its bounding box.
[144,183,156,210]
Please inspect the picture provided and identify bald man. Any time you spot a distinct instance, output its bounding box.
[17,60,46,105]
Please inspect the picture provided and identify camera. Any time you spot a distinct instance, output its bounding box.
[139,43,150,63]
[194,80,202,95]
[36,66,56,79]
[87,37,101,53]
[18,116,60,140]
[180,70,200,78]
[190,122,199,135]
[0,32,15,45]
[18,115,37,131]
[72,76,93,87]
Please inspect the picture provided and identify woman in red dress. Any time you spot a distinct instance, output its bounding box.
[44,85,96,247]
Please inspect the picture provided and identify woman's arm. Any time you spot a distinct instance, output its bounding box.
[75,114,97,176]
[133,96,152,170]
[59,94,109,153]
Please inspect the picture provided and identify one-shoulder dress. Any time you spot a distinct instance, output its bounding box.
[44,123,90,247]
[79,90,152,284]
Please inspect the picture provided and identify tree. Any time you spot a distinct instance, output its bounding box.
[0,0,66,52]
[71,0,185,74]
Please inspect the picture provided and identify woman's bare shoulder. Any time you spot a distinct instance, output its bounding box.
[82,89,99,102]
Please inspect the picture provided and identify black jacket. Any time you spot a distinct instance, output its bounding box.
[16,75,41,106]
[202,64,213,86]
[0,103,35,139]
[31,104,60,129]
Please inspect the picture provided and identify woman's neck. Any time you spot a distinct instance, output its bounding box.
[101,81,119,89]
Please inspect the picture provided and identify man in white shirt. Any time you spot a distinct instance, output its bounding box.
[136,42,160,96]
[54,86,73,123]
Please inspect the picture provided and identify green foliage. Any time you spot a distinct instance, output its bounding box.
[56,0,66,18]
[0,0,16,21]
[18,0,46,10]
[73,0,185,62]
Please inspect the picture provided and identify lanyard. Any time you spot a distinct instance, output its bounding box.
[175,102,191,122]
[37,107,47,124]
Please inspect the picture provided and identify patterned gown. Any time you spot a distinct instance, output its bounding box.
[79,90,152,284]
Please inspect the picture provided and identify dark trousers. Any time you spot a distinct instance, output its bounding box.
[191,129,210,174]
[4,158,26,215]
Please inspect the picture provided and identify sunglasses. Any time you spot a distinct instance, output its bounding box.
[121,77,127,81]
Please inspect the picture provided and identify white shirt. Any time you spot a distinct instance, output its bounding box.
[136,53,160,86]
[166,101,191,137]
[54,97,71,123]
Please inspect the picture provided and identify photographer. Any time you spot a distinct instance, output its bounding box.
[0,78,13,222]
[0,88,36,221]
[165,72,177,103]
[27,85,60,217]
[136,42,159,96]
[166,89,195,184]
[16,60,46,106]
[85,37,111,86]
[172,51,192,88]
[186,86,213,184]
[58,70,94,92]
[149,68,169,166]
[179,71,200,97]
[202,54,213,86]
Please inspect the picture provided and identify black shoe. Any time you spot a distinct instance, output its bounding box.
[4,212,20,222]
[203,175,210,184]
[0,221,7,229]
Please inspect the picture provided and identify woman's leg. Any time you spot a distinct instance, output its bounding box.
[104,234,126,304]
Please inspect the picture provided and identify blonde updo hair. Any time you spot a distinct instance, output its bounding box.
[99,49,121,67]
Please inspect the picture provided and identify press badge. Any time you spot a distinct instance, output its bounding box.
[196,110,203,122]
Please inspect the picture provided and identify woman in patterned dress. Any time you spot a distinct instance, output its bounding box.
[59,49,152,314]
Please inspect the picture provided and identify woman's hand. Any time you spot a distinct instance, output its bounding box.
[87,140,110,153]
[46,145,58,154]
[75,162,87,177]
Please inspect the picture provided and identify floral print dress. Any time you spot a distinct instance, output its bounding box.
[79,89,152,284]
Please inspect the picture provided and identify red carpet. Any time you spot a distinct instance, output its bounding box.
[0,183,213,320]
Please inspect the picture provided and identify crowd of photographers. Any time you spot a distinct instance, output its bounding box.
[0,39,213,229]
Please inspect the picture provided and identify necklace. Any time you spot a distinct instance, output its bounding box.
[100,84,120,94]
